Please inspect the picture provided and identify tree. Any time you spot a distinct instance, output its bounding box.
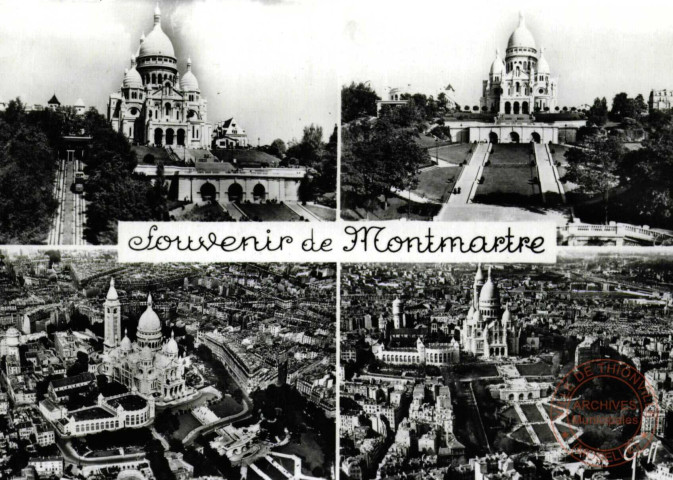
[341,113,429,212]
[268,138,287,158]
[285,124,323,168]
[0,99,59,243]
[617,124,673,229]
[610,92,647,121]
[562,134,624,224]
[588,97,609,126]
[298,175,314,205]
[147,162,169,221]
[437,92,449,111]
[341,82,380,123]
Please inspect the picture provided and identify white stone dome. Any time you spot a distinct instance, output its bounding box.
[479,268,499,303]
[5,327,20,346]
[180,58,199,92]
[124,67,143,89]
[120,331,132,351]
[163,331,179,356]
[6,327,19,337]
[490,50,505,75]
[502,306,511,323]
[138,293,161,332]
[507,13,536,51]
[107,278,118,301]
[138,5,175,58]
[537,50,550,74]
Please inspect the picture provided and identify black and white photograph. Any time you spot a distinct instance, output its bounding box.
[340,0,673,246]
[0,0,338,246]
[340,251,673,479]
[0,248,336,479]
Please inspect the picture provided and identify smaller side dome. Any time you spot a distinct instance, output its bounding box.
[537,48,550,75]
[120,329,132,351]
[490,49,505,76]
[180,57,199,92]
[123,56,143,89]
[163,330,179,356]
[502,305,511,323]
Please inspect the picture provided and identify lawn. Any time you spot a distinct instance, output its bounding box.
[302,204,336,221]
[173,412,202,441]
[474,166,542,205]
[520,404,545,423]
[516,362,552,377]
[488,144,534,165]
[414,166,463,202]
[276,431,325,476]
[253,458,288,480]
[548,404,565,421]
[454,363,500,379]
[510,426,533,444]
[173,202,233,221]
[237,203,303,221]
[553,422,578,441]
[209,395,244,418]
[532,423,557,443]
[434,144,473,165]
[500,406,521,424]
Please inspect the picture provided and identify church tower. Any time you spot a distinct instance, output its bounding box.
[104,278,122,352]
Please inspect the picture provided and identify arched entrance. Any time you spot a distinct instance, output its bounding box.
[522,101,529,114]
[166,128,175,146]
[489,132,499,144]
[513,102,520,114]
[154,128,163,147]
[510,132,520,143]
[252,183,266,201]
[200,182,216,200]
[177,129,185,146]
[531,132,541,143]
[228,183,243,202]
[504,102,511,114]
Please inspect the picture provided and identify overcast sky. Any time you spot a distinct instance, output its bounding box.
[342,0,673,109]
[0,0,339,145]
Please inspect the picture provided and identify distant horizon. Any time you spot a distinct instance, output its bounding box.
[0,0,338,145]
[342,0,673,110]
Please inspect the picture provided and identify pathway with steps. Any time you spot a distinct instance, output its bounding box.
[433,143,490,220]
[284,202,323,221]
[448,143,489,204]
[534,143,564,203]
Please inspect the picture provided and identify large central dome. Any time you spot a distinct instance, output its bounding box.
[138,4,175,58]
[138,293,162,332]
[507,12,536,51]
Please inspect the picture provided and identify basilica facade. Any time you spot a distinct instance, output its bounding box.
[461,265,520,359]
[480,13,558,115]
[99,279,192,403]
[107,4,211,148]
